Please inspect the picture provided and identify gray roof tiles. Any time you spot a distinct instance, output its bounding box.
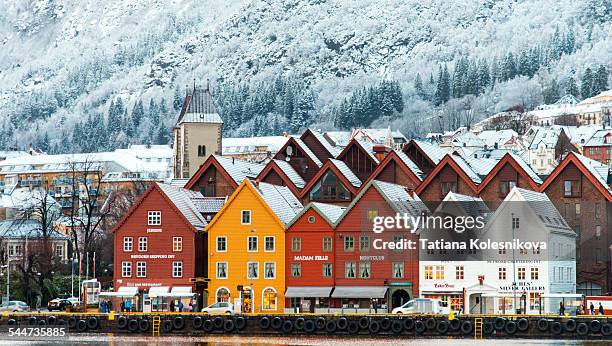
[157,183,207,230]
[329,159,362,188]
[254,182,303,225]
[214,155,265,185]
[273,159,306,189]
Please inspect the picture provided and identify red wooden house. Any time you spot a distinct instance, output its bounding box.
[332,180,427,312]
[284,202,346,313]
[273,136,323,183]
[183,155,264,197]
[300,158,362,205]
[403,139,450,176]
[255,159,305,197]
[364,149,423,191]
[336,138,381,183]
[299,129,342,163]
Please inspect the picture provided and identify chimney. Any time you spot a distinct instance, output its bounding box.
[372,144,391,162]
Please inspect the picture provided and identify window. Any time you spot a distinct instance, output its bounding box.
[563,180,581,197]
[54,244,64,258]
[359,262,371,278]
[216,262,228,279]
[595,202,601,219]
[262,288,277,310]
[498,267,506,280]
[576,203,581,215]
[345,261,356,278]
[173,237,183,252]
[500,180,517,196]
[8,244,23,257]
[216,287,230,303]
[291,263,301,277]
[392,262,404,279]
[216,236,227,252]
[424,265,433,280]
[367,210,378,220]
[138,237,148,252]
[518,267,526,280]
[264,236,275,252]
[531,267,539,280]
[344,236,355,252]
[148,211,161,225]
[359,236,370,252]
[456,266,464,280]
[241,210,251,224]
[498,247,506,255]
[512,217,520,229]
[435,265,444,280]
[122,261,132,277]
[247,262,259,279]
[136,261,146,277]
[172,261,183,277]
[264,262,275,279]
[123,237,133,252]
[596,225,601,239]
[322,237,332,252]
[322,263,333,278]
[309,171,351,201]
[440,182,457,196]
[197,145,206,157]
[520,247,528,255]
[291,237,302,252]
[248,236,258,252]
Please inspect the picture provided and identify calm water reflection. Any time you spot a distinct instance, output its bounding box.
[0,335,610,346]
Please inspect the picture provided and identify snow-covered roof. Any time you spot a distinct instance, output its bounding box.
[476,129,518,148]
[157,183,207,230]
[573,153,612,194]
[273,159,306,189]
[352,138,380,164]
[254,182,303,225]
[177,87,223,125]
[310,202,346,224]
[307,129,342,157]
[551,125,598,146]
[442,192,491,219]
[528,127,562,150]
[329,159,362,188]
[214,155,264,185]
[323,131,352,147]
[412,140,451,164]
[507,152,543,184]
[0,219,68,239]
[222,136,289,156]
[504,187,574,236]
[394,150,424,181]
[191,197,227,214]
[452,132,485,148]
[0,188,60,211]
[449,154,497,184]
[293,137,323,167]
[583,129,612,147]
[0,151,29,161]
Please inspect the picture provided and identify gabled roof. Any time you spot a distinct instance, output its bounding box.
[302,129,342,158]
[406,139,451,165]
[442,191,491,219]
[476,129,519,148]
[286,202,346,229]
[275,136,323,168]
[337,138,380,165]
[176,86,222,125]
[300,159,362,198]
[477,153,542,193]
[583,129,612,147]
[334,180,428,228]
[415,154,480,195]
[272,160,306,188]
[365,150,423,186]
[255,159,305,197]
[206,180,303,230]
[539,152,612,201]
[449,154,497,185]
[113,182,207,233]
[0,219,68,239]
[184,155,264,190]
[528,127,562,150]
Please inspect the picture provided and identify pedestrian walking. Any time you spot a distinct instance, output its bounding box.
[599,303,604,315]
[170,300,175,312]
[590,302,595,315]
[178,300,184,312]
[559,301,565,316]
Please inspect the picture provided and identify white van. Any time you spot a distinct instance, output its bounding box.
[392,298,450,315]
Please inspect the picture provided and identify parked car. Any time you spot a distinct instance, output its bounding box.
[0,301,30,312]
[47,297,80,311]
[201,302,234,315]
[392,298,450,315]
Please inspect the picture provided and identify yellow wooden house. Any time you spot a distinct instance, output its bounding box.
[205,179,303,313]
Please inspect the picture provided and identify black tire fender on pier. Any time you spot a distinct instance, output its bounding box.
[347,321,360,334]
[368,320,381,334]
[449,318,461,331]
[203,319,214,332]
[213,316,224,329]
[28,317,37,326]
[68,317,77,329]
[223,319,235,333]
[403,317,414,331]
[337,317,348,330]
[590,320,601,333]
[601,323,612,336]
[380,318,391,330]
[550,321,562,335]
[517,318,529,332]
[505,321,518,335]
[7,319,16,326]
[461,320,473,335]
[161,320,173,333]
[173,316,185,330]
[235,316,247,330]
[564,319,577,332]
[391,319,403,334]
[316,317,326,330]
[281,319,293,334]
[76,319,87,333]
[138,318,150,332]
[128,319,139,332]
[271,316,283,330]
[294,317,305,330]
[37,320,47,326]
[436,320,449,335]
[576,322,589,336]
[358,317,369,330]
[425,317,436,330]
[117,316,128,329]
[494,317,506,331]
[259,316,271,329]
[415,320,426,334]
[193,316,204,329]
[304,319,316,333]
[537,318,549,332]
[46,316,57,325]
[87,317,99,330]
[483,321,494,335]
[56,319,67,326]
[325,320,337,333]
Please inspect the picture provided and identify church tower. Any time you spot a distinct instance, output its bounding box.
[173,83,223,179]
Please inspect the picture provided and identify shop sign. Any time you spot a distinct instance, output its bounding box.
[499,281,545,291]
[360,255,385,261]
[294,255,328,261]
[434,283,455,289]
[130,254,176,259]
[147,228,162,233]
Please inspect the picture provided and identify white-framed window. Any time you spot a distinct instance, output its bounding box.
[392,262,404,279]
[531,267,539,280]
[247,262,259,279]
[216,262,228,279]
[322,237,332,252]
[345,261,356,278]
[291,237,301,252]
[123,237,133,252]
[172,261,183,277]
[456,265,464,280]
[173,237,182,252]
[136,261,146,277]
[435,265,445,280]
[291,262,301,277]
[247,236,258,252]
[241,210,251,225]
[138,237,148,252]
[322,263,332,278]
[264,262,275,279]
[148,211,161,225]
[216,236,227,252]
[262,287,277,311]
[498,267,506,280]
[359,261,371,278]
[54,244,64,258]
[121,261,132,277]
[264,236,275,252]
[8,243,23,257]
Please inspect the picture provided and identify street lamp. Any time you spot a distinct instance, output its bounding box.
[511,212,518,314]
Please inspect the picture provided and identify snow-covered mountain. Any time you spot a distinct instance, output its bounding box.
[0,0,610,152]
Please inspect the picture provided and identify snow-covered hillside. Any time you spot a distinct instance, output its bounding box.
[0,0,610,152]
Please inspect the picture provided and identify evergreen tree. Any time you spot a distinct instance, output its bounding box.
[581,67,594,98]
[414,74,424,99]
[173,85,183,110]
[565,77,579,98]
[131,100,145,130]
[477,59,490,93]
[565,26,575,54]
[543,78,560,104]
[592,65,609,96]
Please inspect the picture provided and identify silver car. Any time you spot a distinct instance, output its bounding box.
[201,302,234,315]
[0,301,30,312]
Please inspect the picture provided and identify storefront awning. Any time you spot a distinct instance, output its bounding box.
[285,286,333,298]
[332,286,387,299]
[100,286,139,297]
[148,286,170,298]
[163,286,194,298]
